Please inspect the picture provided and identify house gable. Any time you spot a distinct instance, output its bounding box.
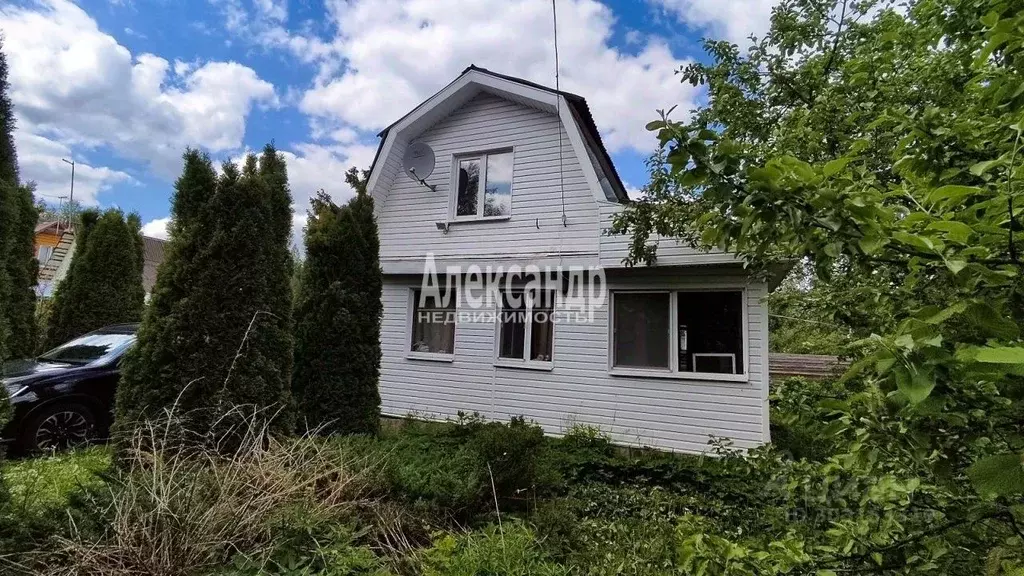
[375,91,604,270]
[368,67,625,218]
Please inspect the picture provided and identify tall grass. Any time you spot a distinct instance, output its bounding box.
[46,405,388,576]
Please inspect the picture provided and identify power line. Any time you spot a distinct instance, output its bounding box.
[552,0,566,227]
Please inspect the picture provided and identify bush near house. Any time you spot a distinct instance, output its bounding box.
[115,146,296,439]
[43,208,145,350]
[293,167,382,436]
[2,375,1019,575]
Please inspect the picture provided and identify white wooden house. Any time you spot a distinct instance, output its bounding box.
[366,66,770,453]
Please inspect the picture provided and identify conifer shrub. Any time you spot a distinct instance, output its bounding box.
[115,146,295,438]
[43,209,145,350]
[3,184,38,359]
[292,171,382,435]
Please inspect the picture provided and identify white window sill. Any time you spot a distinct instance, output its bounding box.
[406,352,454,363]
[609,367,749,383]
[493,359,554,372]
[448,215,512,224]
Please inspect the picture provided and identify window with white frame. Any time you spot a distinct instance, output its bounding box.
[496,289,554,366]
[611,290,745,376]
[37,245,54,264]
[453,150,513,219]
[410,288,457,356]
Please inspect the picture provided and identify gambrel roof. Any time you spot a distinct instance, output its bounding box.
[366,65,629,207]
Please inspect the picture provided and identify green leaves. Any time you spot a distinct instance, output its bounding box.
[892,231,937,253]
[857,234,886,255]
[894,366,935,404]
[968,453,1024,497]
[927,220,974,244]
[970,346,1024,364]
[925,185,982,209]
[823,157,851,177]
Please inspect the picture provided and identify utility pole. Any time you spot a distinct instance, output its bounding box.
[61,158,75,230]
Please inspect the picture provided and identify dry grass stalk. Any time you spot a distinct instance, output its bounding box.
[47,404,387,576]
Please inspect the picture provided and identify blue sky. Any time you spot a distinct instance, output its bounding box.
[1,0,775,241]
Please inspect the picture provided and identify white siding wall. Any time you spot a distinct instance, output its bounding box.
[379,269,770,453]
[376,94,599,268]
[599,204,739,268]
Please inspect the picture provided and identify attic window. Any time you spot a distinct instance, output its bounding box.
[452,150,512,220]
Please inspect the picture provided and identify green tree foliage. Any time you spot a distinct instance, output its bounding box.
[613,0,1024,570]
[35,198,84,231]
[43,209,145,350]
[116,146,295,437]
[765,259,895,354]
[0,38,16,188]
[292,167,382,435]
[0,37,18,362]
[4,184,40,358]
[0,37,38,361]
[0,189,11,362]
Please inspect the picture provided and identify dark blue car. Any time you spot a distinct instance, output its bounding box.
[2,324,138,452]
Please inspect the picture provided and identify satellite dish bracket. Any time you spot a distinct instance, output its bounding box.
[408,167,437,192]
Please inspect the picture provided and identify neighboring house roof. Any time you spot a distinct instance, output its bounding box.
[36,234,167,298]
[35,221,61,235]
[142,236,166,294]
[367,65,629,204]
[37,230,75,284]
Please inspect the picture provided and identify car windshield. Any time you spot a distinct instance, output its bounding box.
[38,332,136,366]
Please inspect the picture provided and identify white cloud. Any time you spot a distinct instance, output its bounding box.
[624,182,645,200]
[0,0,278,180]
[16,131,133,205]
[253,0,287,23]
[141,216,171,239]
[173,59,194,76]
[651,0,780,46]
[284,0,700,155]
[281,141,377,209]
[291,211,306,251]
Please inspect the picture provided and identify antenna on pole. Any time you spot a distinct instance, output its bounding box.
[62,158,76,231]
[552,0,566,227]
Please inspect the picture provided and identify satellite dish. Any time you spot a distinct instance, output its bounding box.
[403,142,435,182]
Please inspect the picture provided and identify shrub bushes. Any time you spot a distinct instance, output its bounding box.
[2,183,39,359]
[293,184,382,436]
[420,522,568,576]
[43,208,145,350]
[16,379,1003,575]
[469,416,550,504]
[116,147,296,439]
[769,376,855,461]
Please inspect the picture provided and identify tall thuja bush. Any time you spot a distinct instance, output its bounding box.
[293,168,382,434]
[4,184,39,358]
[116,146,295,437]
[0,186,11,363]
[44,209,145,349]
[0,37,19,362]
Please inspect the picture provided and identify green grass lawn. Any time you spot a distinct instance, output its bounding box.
[2,446,110,515]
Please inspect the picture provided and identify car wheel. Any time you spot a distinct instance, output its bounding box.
[21,403,97,453]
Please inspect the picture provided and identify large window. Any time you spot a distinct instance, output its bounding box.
[612,292,670,369]
[496,289,554,368]
[410,288,457,358]
[453,150,513,219]
[611,290,745,377]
